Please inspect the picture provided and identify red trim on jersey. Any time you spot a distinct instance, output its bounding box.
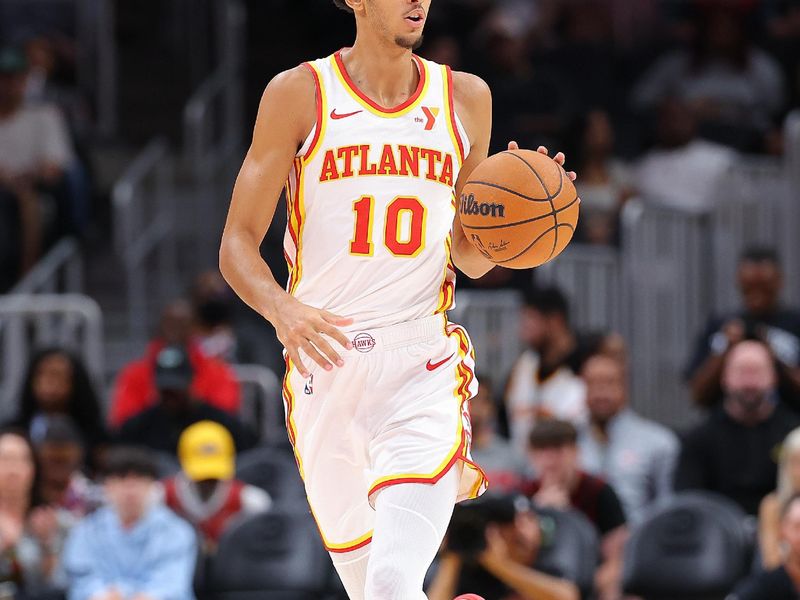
[445,66,466,163]
[301,62,324,161]
[325,534,374,554]
[367,432,467,500]
[334,49,427,114]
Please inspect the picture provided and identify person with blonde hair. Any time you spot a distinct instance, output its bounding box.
[759,426,800,568]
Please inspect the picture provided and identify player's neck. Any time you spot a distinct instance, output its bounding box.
[342,36,419,108]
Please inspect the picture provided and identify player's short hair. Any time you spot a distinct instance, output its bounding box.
[529,419,577,449]
[739,246,780,267]
[523,286,570,320]
[332,0,353,13]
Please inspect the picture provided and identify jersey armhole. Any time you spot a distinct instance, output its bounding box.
[443,66,467,164]
[298,62,325,161]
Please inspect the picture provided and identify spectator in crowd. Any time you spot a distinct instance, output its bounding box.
[731,492,800,600]
[34,416,100,517]
[504,287,587,452]
[0,45,78,273]
[162,421,270,553]
[0,428,73,597]
[632,5,786,150]
[676,340,800,515]
[427,495,580,600]
[118,344,256,455]
[632,97,736,214]
[110,299,241,429]
[469,375,529,494]
[760,426,800,570]
[7,347,107,465]
[190,270,266,365]
[63,446,197,600]
[579,351,679,523]
[687,247,800,409]
[523,419,626,600]
[570,109,633,246]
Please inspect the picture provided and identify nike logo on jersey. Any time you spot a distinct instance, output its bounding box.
[330,109,363,120]
[426,353,454,371]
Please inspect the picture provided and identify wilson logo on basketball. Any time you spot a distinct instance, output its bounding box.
[460,193,506,218]
[353,333,376,353]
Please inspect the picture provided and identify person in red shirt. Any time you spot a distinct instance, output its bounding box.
[161,421,271,553]
[109,300,241,429]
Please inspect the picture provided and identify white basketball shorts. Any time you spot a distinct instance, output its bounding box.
[281,314,488,554]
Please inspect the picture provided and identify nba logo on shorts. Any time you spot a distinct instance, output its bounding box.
[353,333,376,353]
[304,374,313,395]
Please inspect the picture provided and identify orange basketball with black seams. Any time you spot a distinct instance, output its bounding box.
[459,149,580,269]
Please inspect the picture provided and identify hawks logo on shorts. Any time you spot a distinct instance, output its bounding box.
[283,50,467,332]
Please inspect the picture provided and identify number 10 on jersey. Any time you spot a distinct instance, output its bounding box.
[350,196,427,258]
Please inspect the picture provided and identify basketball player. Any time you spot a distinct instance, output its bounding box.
[219,1,577,598]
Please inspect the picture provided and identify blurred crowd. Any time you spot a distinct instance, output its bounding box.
[0,0,93,290]
[414,0,798,248]
[0,244,798,599]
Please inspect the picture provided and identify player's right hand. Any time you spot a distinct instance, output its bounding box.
[273,294,353,378]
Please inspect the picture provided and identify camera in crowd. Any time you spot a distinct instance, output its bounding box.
[447,494,555,562]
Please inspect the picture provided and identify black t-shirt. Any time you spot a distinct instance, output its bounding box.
[117,400,257,455]
[730,566,800,600]
[674,404,800,515]
[685,309,800,404]
[524,472,627,536]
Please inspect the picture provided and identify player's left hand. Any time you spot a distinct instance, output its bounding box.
[507,141,578,182]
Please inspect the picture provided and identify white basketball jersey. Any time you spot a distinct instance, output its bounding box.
[283,50,468,330]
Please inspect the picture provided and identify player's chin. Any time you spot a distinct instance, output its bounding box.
[395,32,424,51]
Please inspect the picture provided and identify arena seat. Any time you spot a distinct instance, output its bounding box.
[207,510,332,600]
[622,491,754,600]
[235,447,306,508]
[534,507,599,597]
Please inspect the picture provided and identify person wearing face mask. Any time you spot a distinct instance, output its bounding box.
[675,340,800,515]
[190,270,268,366]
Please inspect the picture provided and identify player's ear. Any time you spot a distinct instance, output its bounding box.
[346,0,365,14]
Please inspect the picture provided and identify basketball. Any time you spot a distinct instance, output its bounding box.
[459,149,580,269]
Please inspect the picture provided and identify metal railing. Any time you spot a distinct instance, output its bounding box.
[112,137,178,345]
[620,200,709,429]
[784,110,800,305]
[78,0,117,136]
[0,294,104,419]
[8,237,83,295]
[182,0,247,262]
[233,364,283,446]
[710,156,791,314]
[537,244,622,333]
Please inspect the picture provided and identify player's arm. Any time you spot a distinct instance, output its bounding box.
[450,72,577,279]
[450,72,496,279]
[219,66,352,379]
